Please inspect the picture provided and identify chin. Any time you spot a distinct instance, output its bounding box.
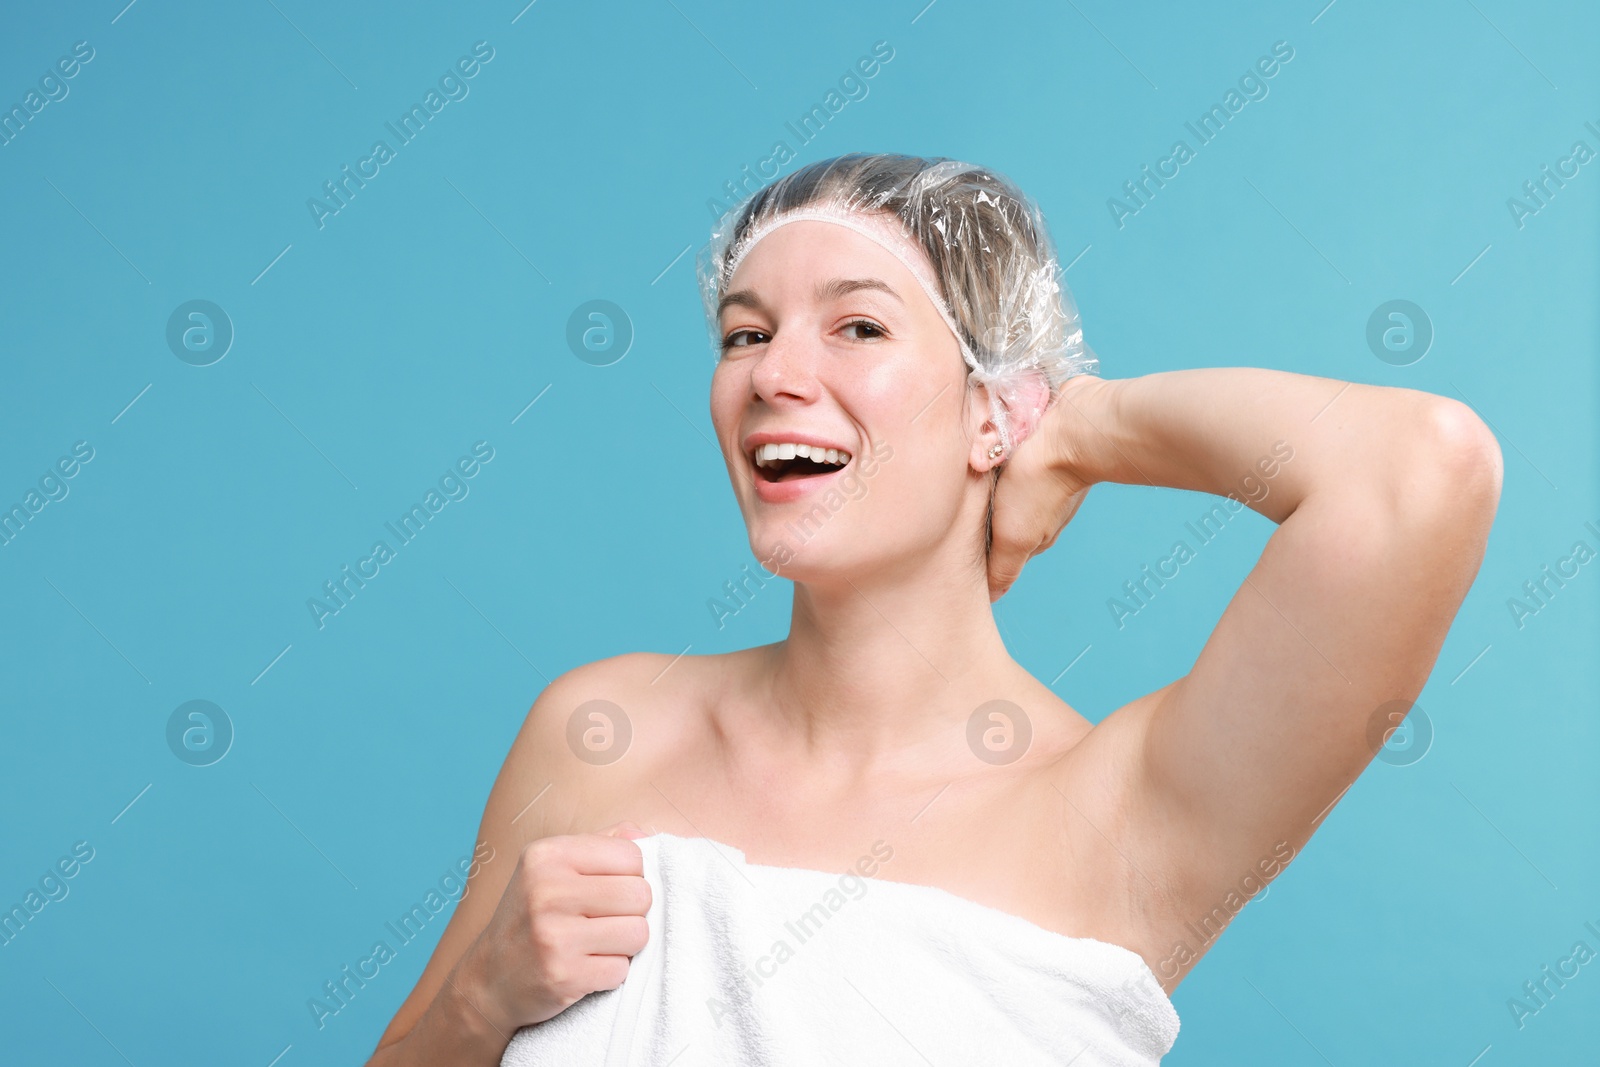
[744,520,853,583]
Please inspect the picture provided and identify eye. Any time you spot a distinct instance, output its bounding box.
[840,318,886,341]
[721,328,770,351]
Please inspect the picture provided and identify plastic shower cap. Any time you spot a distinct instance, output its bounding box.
[696,152,1098,457]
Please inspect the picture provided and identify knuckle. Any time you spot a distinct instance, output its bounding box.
[523,878,555,915]
[529,916,562,956]
[521,838,552,868]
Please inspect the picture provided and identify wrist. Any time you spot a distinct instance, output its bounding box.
[444,941,517,1043]
[372,949,516,1066]
[1049,374,1116,488]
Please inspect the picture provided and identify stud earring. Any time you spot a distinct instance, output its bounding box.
[986,443,1005,460]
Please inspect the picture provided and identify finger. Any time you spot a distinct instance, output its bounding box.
[575,913,651,958]
[987,502,1037,600]
[988,550,1026,602]
[578,872,653,917]
[577,954,633,993]
[564,834,644,877]
[600,820,648,841]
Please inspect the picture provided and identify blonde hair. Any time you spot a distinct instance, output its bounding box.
[697,152,1096,455]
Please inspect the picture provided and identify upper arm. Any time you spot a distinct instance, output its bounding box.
[1126,397,1502,896]
[370,654,642,1053]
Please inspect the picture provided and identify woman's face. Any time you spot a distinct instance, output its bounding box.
[709,216,998,582]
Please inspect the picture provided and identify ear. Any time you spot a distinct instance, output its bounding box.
[1001,371,1052,450]
[968,379,1007,473]
[968,371,1052,472]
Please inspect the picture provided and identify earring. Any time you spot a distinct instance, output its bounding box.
[986,443,1005,460]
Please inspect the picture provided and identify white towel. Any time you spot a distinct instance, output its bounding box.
[500,833,1179,1066]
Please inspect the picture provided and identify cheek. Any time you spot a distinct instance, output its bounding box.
[850,370,967,476]
[847,357,950,434]
[859,408,968,512]
[708,366,744,435]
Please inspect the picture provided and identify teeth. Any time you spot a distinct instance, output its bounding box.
[753,442,853,469]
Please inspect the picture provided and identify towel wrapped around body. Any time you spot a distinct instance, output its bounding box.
[499,833,1179,1066]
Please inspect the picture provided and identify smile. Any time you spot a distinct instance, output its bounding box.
[752,442,853,482]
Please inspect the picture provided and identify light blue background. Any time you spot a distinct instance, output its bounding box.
[1,1,1595,1064]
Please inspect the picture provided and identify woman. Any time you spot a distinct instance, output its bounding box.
[367,153,1502,1064]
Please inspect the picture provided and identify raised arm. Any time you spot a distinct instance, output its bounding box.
[1040,368,1501,921]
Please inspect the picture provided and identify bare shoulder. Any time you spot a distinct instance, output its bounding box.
[368,648,732,1054]
[515,651,679,751]
[520,647,749,749]
[499,647,753,841]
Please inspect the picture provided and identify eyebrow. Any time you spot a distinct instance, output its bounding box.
[717,276,904,319]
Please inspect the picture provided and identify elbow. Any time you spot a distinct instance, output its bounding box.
[1429,397,1503,508]
[1402,397,1503,533]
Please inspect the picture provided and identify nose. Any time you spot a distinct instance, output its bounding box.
[748,327,820,406]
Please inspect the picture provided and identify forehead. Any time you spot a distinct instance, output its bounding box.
[723,218,935,306]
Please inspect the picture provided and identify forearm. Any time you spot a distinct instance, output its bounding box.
[1056,368,1461,523]
[366,960,513,1067]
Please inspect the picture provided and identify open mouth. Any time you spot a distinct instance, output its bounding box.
[751,442,852,484]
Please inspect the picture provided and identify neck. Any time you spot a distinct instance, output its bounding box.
[759,547,1021,767]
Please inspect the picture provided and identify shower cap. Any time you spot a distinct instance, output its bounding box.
[696,153,1098,457]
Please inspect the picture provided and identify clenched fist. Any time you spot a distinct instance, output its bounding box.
[461,822,653,1031]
